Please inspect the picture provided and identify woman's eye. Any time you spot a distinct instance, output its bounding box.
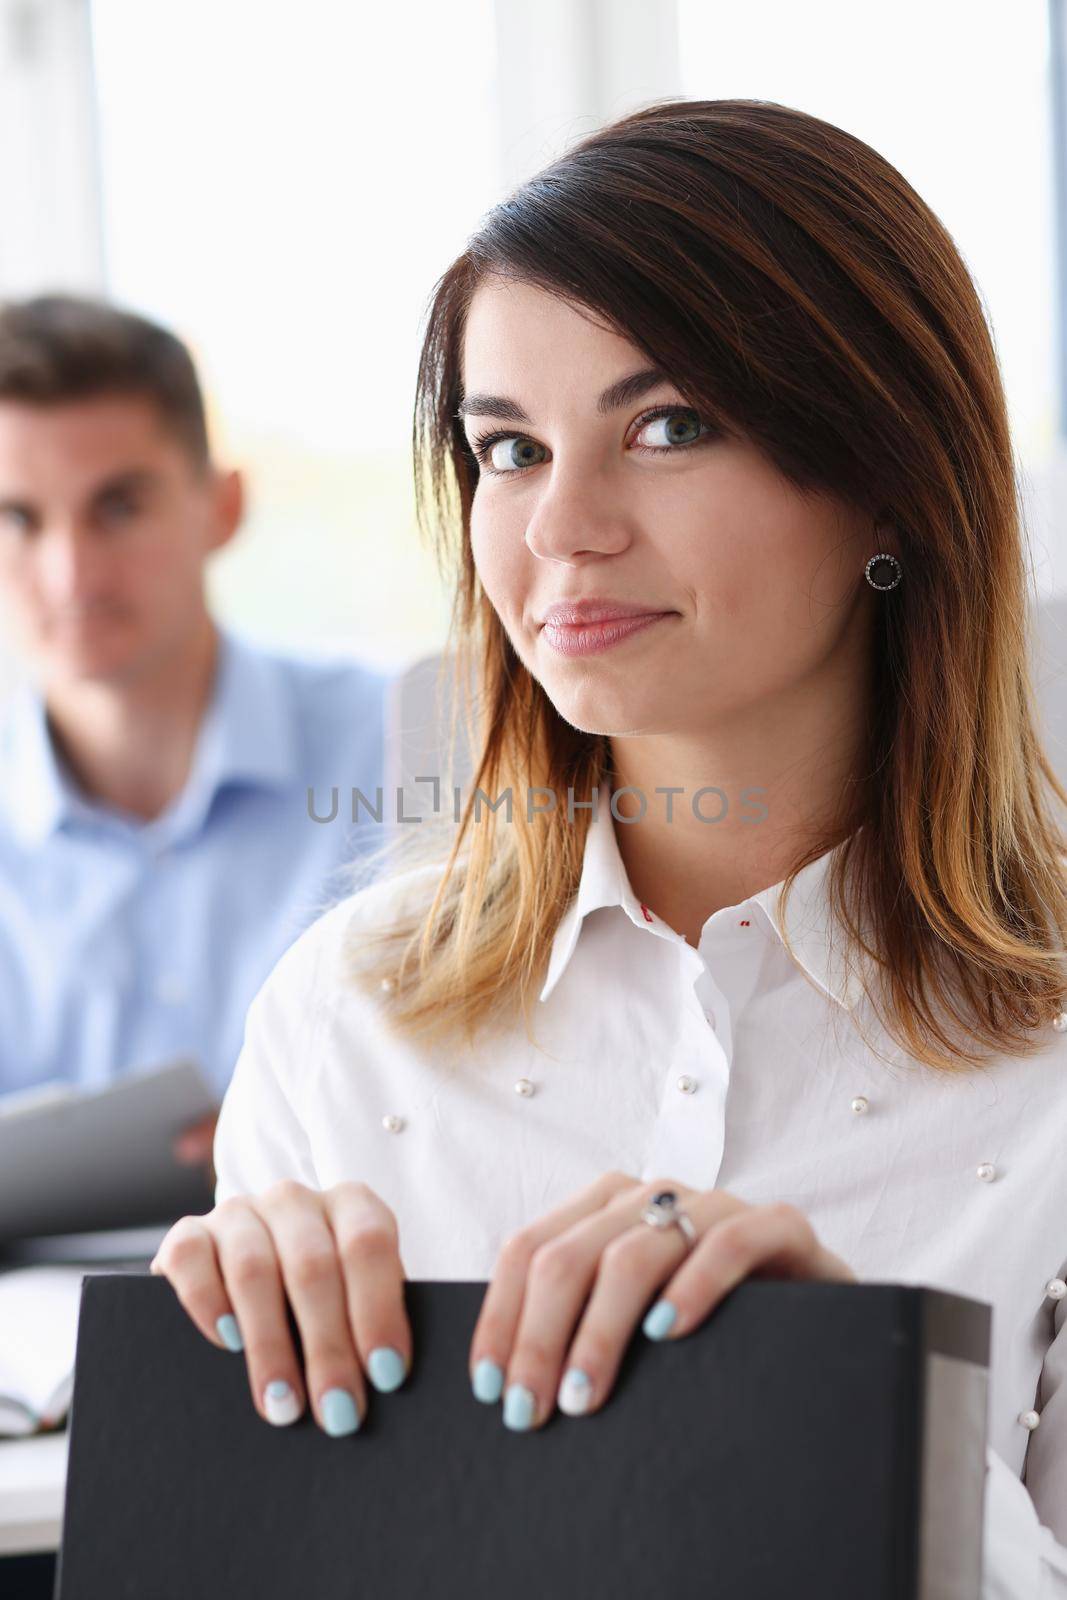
[471,407,712,476]
[484,437,547,474]
[634,410,706,449]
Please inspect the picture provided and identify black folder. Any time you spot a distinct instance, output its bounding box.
[55,1274,990,1600]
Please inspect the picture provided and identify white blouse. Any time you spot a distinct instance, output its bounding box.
[213,802,1067,1597]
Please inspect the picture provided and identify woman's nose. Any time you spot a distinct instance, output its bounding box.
[523,472,633,564]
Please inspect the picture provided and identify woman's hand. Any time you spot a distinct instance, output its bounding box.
[468,1171,855,1429]
[149,1180,411,1436]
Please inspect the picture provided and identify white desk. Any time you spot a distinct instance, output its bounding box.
[0,1432,66,1555]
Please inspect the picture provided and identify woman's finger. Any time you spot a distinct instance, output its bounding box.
[496,1177,709,1429]
[541,1187,748,1422]
[468,1169,638,1406]
[150,1213,233,1350]
[254,1181,368,1436]
[210,1193,311,1428]
[324,1181,412,1396]
[638,1200,855,1343]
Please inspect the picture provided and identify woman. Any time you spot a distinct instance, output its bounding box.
[153,99,1067,1590]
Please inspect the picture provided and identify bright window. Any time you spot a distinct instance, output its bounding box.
[678,0,1056,473]
[89,0,501,667]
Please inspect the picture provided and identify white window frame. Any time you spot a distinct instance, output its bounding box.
[0,0,104,296]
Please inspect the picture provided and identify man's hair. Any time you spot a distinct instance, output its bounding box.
[0,293,211,470]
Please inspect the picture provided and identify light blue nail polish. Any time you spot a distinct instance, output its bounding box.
[367,1346,407,1392]
[558,1367,593,1416]
[320,1387,360,1437]
[262,1378,301,1426]
[643,1299,677,1340]
[215,1313,243,1352]
[503,1383,536,1431]
[471,1358,504,1403]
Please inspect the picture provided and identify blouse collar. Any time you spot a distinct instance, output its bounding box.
[538,796,868,1012]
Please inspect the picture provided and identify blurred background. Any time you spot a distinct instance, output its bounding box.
[0,0,1064,687]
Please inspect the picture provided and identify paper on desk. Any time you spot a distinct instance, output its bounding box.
[0,1267,83,1437]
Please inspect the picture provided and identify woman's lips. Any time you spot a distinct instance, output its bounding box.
[540,612,674,657]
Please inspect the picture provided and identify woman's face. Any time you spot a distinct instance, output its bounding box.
[462,276,885,740]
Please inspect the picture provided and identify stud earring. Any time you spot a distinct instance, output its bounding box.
[865,552,902,592]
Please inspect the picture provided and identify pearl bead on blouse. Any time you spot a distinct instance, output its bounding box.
[382,1113,404,1133]
[976,1162,997,1182]
[850,1095,869,1115]
[1046,1278,1067,1301]
[677,1075,697,1094]
[514,1078,534,1097]
[1018,1409,1041,1430]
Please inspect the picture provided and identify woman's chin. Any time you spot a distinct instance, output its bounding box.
[547,690,660,740]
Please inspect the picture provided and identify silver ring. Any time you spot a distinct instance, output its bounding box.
[640,1189,698,1251]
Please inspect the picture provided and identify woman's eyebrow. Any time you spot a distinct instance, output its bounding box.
[456,366,671,424]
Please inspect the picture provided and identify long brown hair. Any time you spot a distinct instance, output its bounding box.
[346,96,1067,1075]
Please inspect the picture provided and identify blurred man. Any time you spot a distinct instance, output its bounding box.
[0,295,391,1174]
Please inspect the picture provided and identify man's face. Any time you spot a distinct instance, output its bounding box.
[0,394,238,687]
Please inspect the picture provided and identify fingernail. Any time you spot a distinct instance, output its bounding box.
[263,1379,301,1426]
[367,1346,407,1393]
[503,1383,536,1431]
[557,1367,593,1416]
[215,1313,243,1352]
[320,1387,361,1437]
[471,1358,504,1403]
[643,1299,677,1340]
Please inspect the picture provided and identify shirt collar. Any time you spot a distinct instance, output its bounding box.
[0,686,78,845]
[193,630,300,796]
[538,796,868,1012]
[0,629,300,849]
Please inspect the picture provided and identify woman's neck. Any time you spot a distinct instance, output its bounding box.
[606,687,868,947]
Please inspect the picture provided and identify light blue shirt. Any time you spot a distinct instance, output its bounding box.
[0,629,392,1098]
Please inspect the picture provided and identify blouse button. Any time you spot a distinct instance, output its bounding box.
[976,1162,997,1182]
[677,1075,698,1094]
[382,1113,404,1133]
[1053,1012,1067,1031]
[1046,1278,1067,1301]
[1018,1409,1041,1431]
[514,1078,535,1097]
[850,1096,869,1115]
